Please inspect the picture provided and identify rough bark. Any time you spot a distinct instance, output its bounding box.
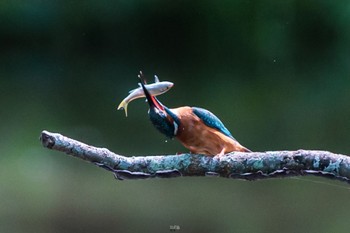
[40,130,350,183]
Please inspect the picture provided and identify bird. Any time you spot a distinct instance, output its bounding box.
[138,73,251,156]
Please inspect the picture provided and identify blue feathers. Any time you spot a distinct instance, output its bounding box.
[192,107,235,140]
[149,108,175,138]
[165,107,180,126]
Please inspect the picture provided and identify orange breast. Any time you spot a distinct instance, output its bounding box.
[170,107,249,156]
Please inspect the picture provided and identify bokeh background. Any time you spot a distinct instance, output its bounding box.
[1,1,350,232]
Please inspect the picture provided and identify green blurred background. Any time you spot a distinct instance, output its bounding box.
[1,1,350,232]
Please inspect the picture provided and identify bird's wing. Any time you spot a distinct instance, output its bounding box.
[192,107,236,140]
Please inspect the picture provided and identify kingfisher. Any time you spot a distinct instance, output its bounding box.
[138,74,251,156]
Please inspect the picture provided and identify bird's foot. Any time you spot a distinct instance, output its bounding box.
[214,148,226,158]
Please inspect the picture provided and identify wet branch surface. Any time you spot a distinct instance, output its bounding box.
[40,130,350,183]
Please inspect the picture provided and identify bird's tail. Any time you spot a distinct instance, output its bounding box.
[117,100,128,117]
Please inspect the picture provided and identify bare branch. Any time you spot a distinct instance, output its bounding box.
[40,130,350,183]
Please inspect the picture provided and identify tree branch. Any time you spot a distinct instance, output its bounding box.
[40,130,350,183]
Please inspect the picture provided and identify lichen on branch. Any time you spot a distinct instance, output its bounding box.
[40,130,350,183]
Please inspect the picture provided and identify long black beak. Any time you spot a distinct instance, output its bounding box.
[138,71,164,111]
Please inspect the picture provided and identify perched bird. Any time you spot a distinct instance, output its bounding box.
[138,74,251,156]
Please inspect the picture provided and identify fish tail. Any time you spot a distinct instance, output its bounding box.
[117,100,128,117]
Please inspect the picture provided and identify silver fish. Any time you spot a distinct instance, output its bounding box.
[117,75,173,117]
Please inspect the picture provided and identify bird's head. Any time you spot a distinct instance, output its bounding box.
[138,72,179,138]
